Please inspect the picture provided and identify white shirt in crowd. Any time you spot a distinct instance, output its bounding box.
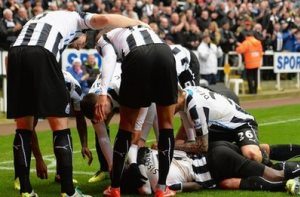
[197,42,223,75]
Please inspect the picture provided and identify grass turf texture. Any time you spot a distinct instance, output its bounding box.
[1,104,300,196]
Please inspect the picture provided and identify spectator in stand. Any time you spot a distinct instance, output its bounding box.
[110,0,123,14]
[0,0,4,18]
[271,22,283,52]
[48,2,59,11]
[122,2,139,20]
[5,0,20,13]
[140,15,150,24]
[83,53,100,88]
[183,23,201,50]
[236,31,263,94]
[67,58,89,95]
[227,10,238,32]
[0,8,22,50]
[236,17,253,42]
[197,10,210,31]
[32,5,44,16]
[219,19,236,54]
[208,21,221,46]
[15,7,29,26]
[294,30,300,52]
[159,16,171,36]
[169,12,186,44]
[66,1,77,12]
[142,0,155,17]
[23,0,33,19]
[88,0,106,14]
[197,30,223,85]
[148,5,161,23]
[281,19,298,52]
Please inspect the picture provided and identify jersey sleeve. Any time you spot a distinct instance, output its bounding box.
[186,95,210,136]
[96,37,117,95]
[76,11,95,30]
[179,111,196,141]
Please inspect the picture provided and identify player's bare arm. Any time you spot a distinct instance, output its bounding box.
[90,14,146,30]
[74,110,93,165]
[175,134,208,154]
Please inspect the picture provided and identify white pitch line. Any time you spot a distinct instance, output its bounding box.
[1,118,298,168]
[259,117,300,126]
[0,166,94,175]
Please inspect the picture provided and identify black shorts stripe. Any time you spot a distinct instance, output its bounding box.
[140,30,154,45]
[208,91,216,99]
[203,107,209,124]
[52,32,63,58]
[21,23,37,45]
[172,47,180,55]
[126,34,137,51]
[180,57,189,66]
[37,23,52,47]
[108,89,120,107]
[189,105,199,120]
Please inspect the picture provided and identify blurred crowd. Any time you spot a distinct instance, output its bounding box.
[1,0,300,91]
[1,0,300,51]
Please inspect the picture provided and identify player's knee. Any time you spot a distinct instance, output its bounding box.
[219,179,240,190]
[242,146,262,162]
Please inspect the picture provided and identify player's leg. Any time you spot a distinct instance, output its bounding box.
[220,177,286,191]
[128,107,149,165]
[152,43,177,196]
[235,123,262,162]
[109,106,140,192]
[48,117,75,196]
[208,141,300,191]
[261,144,300,161]
[14,117,35,194]
[156,104,176,192]
[89,127,111,183]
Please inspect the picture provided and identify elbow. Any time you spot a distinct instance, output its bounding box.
[91,14,110,29]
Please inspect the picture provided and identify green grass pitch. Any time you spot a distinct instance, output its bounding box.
[1,104,300,196]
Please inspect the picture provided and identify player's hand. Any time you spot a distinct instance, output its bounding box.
[36,158,48,179]
[95,95,107,121]
[81,147,93,165]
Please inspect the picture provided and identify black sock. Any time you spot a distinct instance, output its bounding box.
[95,126,110,172]
[158,129,174,186]
[270,144,300,161]
[240,176,285,191]
[13,129,32,193]
[283,161,300,179]
[53,129,74,195]
[111,129,131,188]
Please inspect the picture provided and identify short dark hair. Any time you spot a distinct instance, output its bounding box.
[80,93,97,120]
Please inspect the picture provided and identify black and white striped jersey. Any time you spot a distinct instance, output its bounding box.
[96,26,163,95]
[180,86,254,136]
[89,63,121,110]
[170,44,195,88]
[13,11,94,61]
[170,44,191,74]
[137,148,215,194]
[63,70,82,111]
[97,26,163,61]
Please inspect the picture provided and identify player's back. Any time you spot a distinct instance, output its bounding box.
[185,86,254,129]
[104,26,163,59]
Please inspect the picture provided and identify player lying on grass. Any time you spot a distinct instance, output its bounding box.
[119,141,300,195]
[14,71,93,191]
